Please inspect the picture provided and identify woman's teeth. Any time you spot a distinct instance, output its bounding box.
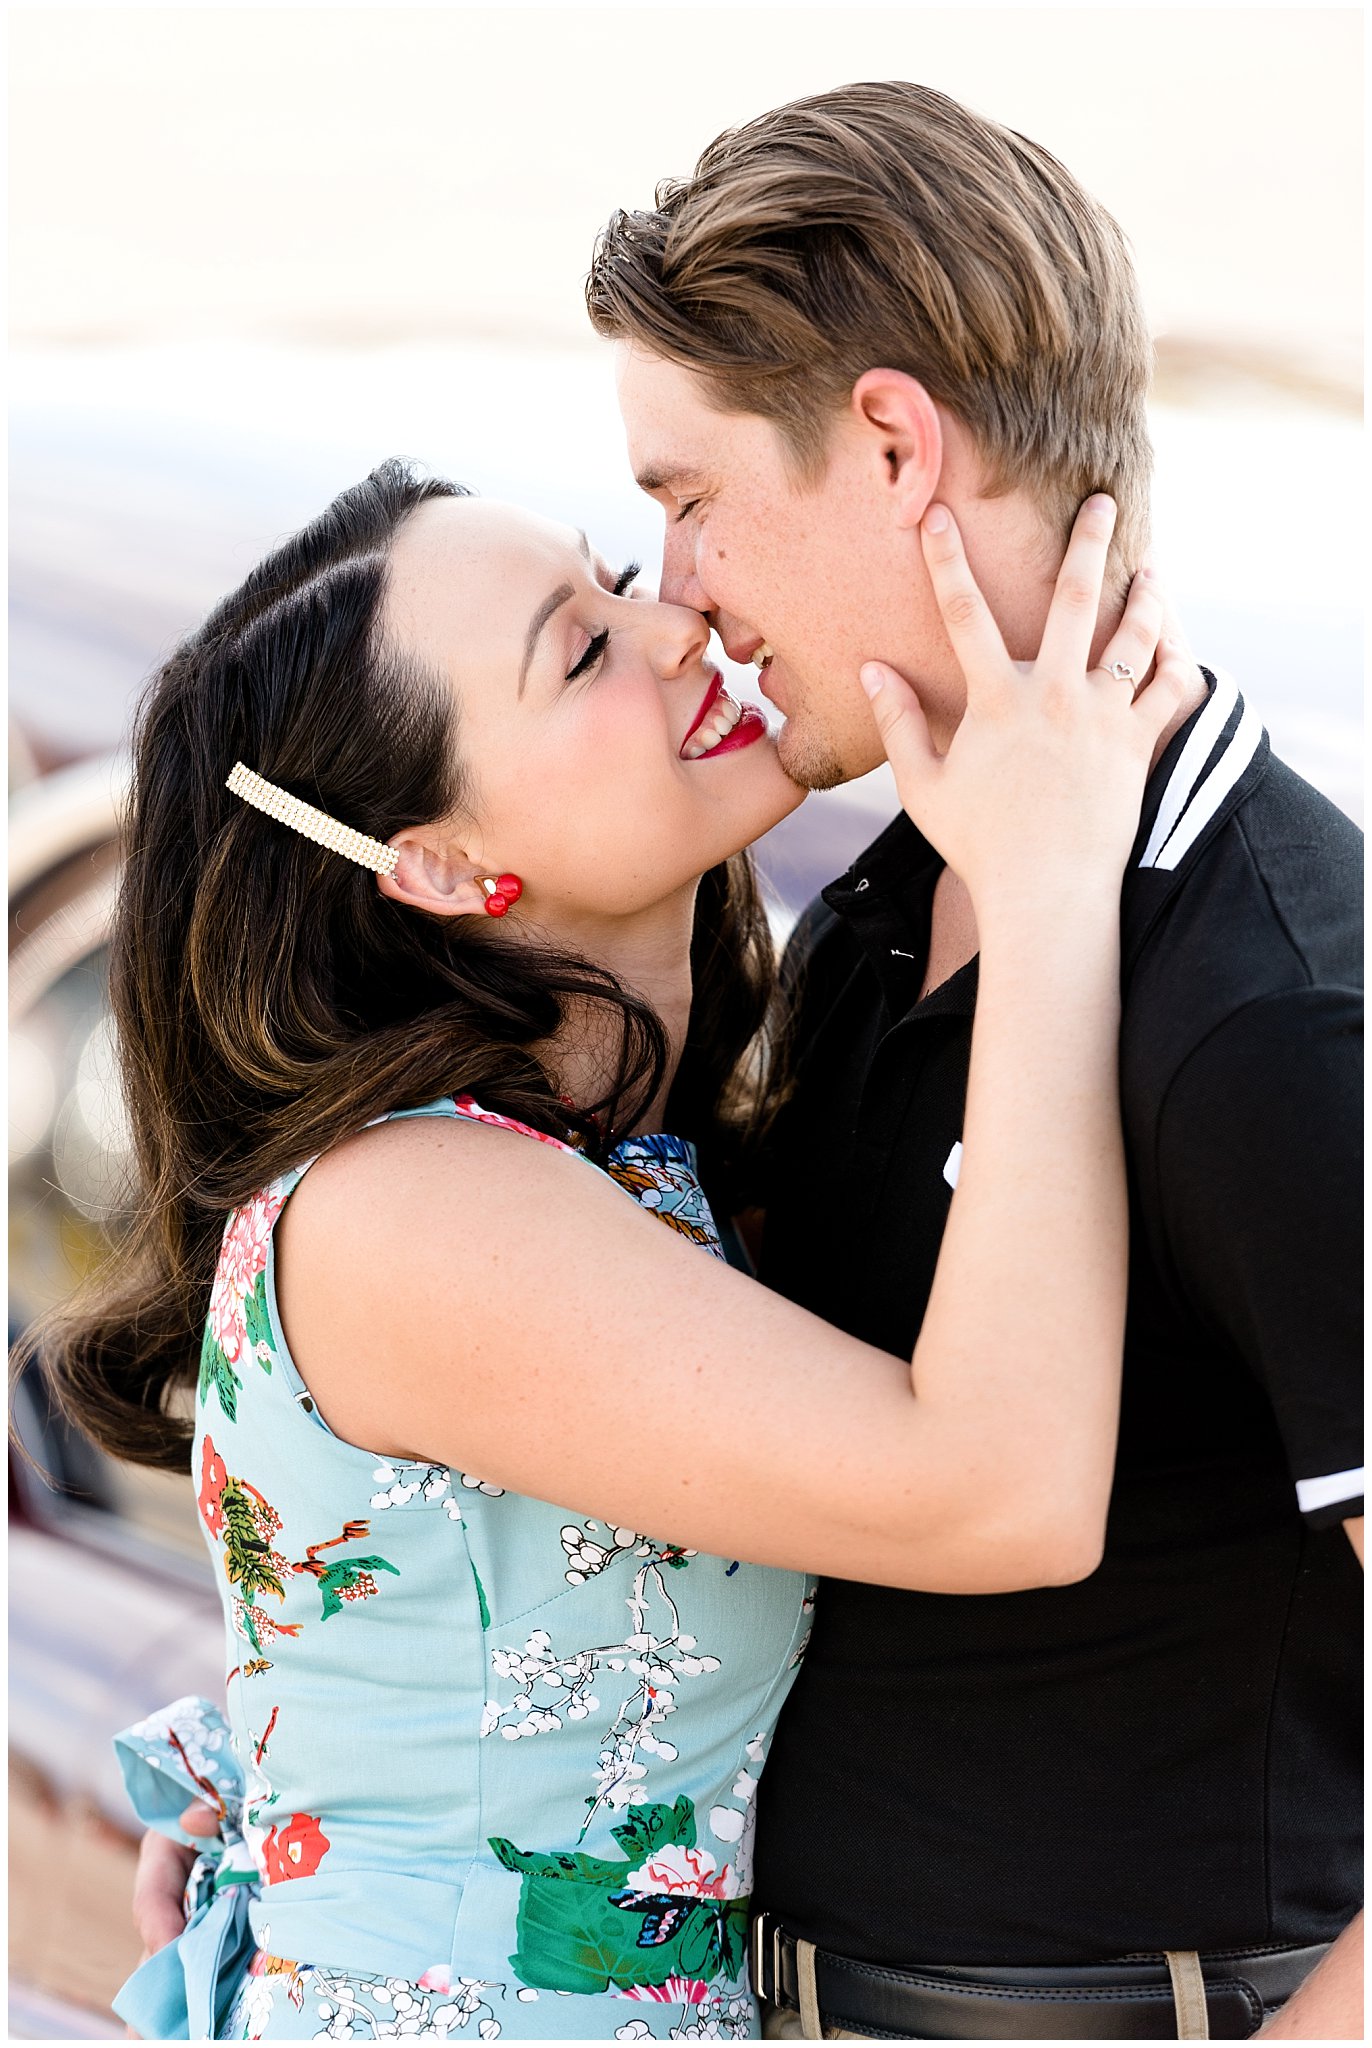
[751,644,774,668]
[682,690,745,759]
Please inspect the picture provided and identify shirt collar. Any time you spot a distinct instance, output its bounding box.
[819,667,1269,1004]
[1122,666,1269,969]
[820,810,956,1017]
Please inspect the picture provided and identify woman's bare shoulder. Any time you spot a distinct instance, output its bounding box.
[288,1106,585,1219]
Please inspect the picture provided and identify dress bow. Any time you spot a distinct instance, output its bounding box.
[111,1695,258,2040]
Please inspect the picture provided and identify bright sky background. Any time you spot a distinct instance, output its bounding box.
[9,4,1363,828]
[9,5,1363,399]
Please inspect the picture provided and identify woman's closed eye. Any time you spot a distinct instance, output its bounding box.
[564,561,641,683]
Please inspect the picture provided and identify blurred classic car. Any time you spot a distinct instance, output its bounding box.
[9,753,224,2038]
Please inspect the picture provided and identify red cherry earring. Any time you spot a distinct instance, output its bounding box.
[480,873,523,918]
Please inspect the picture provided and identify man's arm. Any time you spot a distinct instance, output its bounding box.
[1155,987,1362,2040]
[1255,1518,1362,2040]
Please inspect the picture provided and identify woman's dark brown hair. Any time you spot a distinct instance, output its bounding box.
[25,460,779,1472]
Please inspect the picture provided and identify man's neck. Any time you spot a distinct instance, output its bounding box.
[925,665,1210,987]
[932,436,1210,768]
[1145,663,1210,774]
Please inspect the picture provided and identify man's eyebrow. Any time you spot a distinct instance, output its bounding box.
[518,581,575,697]
[633,465,702,495]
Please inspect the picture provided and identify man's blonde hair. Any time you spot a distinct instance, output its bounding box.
[588,81,1153,565]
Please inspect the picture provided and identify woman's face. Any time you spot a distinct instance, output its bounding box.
[383,497,805,923]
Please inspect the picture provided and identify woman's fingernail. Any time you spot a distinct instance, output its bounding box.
[860,664,886,698]
[923,504,949,534]
[1139,564,1156,581]
[1088,493,1116,514]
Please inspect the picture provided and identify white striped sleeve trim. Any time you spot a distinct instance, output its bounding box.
[1295,1467,1365,1517]
[1152,698,1264,871]
[1138,668,1238,869]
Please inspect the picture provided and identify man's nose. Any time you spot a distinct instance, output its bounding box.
[658,522,713,616]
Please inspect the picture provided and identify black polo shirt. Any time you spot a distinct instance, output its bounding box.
[752,671,1363,1966]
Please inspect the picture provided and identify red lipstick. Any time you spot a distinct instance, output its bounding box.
[680,669,725,753]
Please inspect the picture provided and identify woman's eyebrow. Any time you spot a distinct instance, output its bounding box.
[518,582,575,697]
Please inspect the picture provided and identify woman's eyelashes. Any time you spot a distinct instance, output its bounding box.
[563,561,642,683]
[565,629,609,683]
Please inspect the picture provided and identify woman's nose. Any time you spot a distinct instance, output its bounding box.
[642,598,711,679]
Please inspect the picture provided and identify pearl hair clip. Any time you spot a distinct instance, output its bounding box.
[225,762,400,877]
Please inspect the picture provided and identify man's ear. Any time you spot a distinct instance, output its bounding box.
[849,369,944,531]
[376,827,492,919]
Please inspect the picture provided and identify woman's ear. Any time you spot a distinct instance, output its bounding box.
[849,368,944,531]
[376,828,492,919]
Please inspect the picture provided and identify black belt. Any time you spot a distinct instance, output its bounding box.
[751,1912,1328,2039]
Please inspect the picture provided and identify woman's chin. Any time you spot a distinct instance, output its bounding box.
[713,740,809,854]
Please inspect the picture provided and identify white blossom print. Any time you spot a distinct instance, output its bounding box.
[560,1518,699,1589]
[707,1733,768,1895]
[614,1984,753,2040]
[460,1473,506,1499]
[482,1549,720,1837]
[370,1461,464,1522]
[307,1968,510,2039]
[230,1971,277,2038]
[229,1960,518,2040]
[123,1694,235,1801]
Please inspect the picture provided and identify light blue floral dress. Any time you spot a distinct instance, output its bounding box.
[113,1096,814,2041]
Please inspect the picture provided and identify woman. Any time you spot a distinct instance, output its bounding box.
[38,460,1183,2039]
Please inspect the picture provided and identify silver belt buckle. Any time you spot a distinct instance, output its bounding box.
[751,1910,768,1998]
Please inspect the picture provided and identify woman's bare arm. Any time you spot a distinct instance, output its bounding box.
[280,497,1185,1594]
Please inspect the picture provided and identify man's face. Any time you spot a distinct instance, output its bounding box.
[616,345,941,790]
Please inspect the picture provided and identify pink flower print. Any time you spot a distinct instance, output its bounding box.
[417,1967,452,1994]
[450,1095,578,1154]
[209,1188,285,1363]
[623,1844,735,1899]
[621,1978,712,2005]
[198,1436,228,1539]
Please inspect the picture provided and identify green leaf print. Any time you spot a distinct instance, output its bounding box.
[503,1862,649,1994]
[198,1324,242,1425]
[488,1798,745,1995]
[612,1797,696,1863]
[243,1272,274,1374]
[490,1841,625,1887]
[314,1556,400,1620]
[220,1479,286,1605]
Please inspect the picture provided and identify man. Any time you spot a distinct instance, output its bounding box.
[587,81,1361,2040]
[135,79,1360,2042]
